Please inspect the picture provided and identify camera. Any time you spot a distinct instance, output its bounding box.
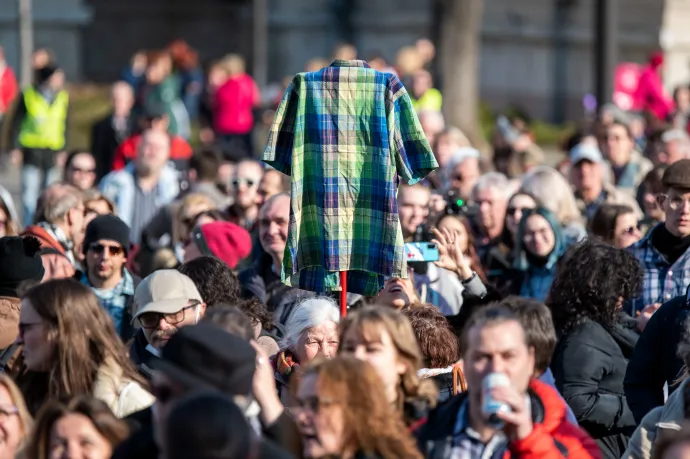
[444,190,478,217]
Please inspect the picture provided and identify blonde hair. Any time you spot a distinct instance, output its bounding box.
[0,374,32,448]
[519,166,583,226]
[433,126,471,152]
[82,189,117,215]
[221,54,245,77]
[338,306,437,413]
[173,193,217,244]
[395,46,423,75]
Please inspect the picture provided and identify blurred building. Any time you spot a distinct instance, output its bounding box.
[1,0,688,122]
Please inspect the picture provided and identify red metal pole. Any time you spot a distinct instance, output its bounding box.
[340,271,347,317]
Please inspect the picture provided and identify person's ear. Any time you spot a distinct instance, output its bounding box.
[199,302,207,316]
[396,359,407,376]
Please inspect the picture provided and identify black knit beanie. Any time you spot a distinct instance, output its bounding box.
[83,215,131,255]
[0,236,45,298]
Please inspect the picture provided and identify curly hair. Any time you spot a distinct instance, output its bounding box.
[298,356,422,459]
[402,304,459,368]
[178,256,241,306]
[546,239,642,334]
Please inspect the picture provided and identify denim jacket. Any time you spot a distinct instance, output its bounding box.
[99,161,179,229]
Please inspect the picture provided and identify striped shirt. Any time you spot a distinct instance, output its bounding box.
[129,183,159,245]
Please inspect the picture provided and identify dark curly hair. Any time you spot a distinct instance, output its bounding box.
[178,256,241,306]
[402,304,459,368]
[546,239,642,334]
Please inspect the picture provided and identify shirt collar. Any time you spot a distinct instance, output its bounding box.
[330,59,371,69]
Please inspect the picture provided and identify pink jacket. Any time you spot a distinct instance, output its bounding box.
[0,64,18,115]
[213,73,260,135]
[633,64,674,121]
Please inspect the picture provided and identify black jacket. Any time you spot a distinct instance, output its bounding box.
[90,113,134,180]
[551,317,638,459]
[129,329,158,383]
[238,252,314,324]
[624,293,689,423]
[112,406,297,459]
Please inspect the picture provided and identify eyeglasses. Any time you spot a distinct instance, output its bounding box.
[232,178,257,188]
[18,322,42,335]
[0,406,18,423]
[88,243,124,256]
[138,302,200,329]
[293,396,337,414]
[660,194,690,211]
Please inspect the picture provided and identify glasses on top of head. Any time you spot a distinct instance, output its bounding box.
[88,243,124,256]
[138,301,200,329]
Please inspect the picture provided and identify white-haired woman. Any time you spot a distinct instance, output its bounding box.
[519,165,587,245]
[270,297,340,402]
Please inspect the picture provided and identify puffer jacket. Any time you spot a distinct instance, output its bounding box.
[622,378,690,459]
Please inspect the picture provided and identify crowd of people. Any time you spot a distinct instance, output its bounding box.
[0,36,690,459]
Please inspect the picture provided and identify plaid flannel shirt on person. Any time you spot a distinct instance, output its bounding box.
[262,59,438,295]
[627,223,690,315]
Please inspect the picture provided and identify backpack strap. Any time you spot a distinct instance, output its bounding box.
[452,364,467,396]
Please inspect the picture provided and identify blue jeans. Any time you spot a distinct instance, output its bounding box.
[21,164,61,226]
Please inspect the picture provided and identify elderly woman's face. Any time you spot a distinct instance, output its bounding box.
[296,322,339,364]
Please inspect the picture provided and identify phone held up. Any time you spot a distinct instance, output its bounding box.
[404,242,439,263]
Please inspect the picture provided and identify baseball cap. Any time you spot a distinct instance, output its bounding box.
[133,270,203,321]
[569,143,603,166]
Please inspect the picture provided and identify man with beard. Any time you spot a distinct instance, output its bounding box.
[128,269,207,381]
[100,129,180,245]
[79,214,140,341]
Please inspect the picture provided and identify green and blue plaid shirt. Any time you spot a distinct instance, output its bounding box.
[263,60,437,295]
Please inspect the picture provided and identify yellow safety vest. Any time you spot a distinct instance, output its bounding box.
[18,87,68,150]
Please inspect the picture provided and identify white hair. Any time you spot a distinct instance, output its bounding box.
[472,172,510,200]
[442,147,481,192]
[281,296,340,350]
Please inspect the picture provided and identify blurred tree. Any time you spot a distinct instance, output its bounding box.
[439,0,485,148]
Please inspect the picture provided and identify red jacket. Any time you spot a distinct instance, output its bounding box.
[416,379,601,459]
[0,64,18,115]
[213,73,260,135]
[21,225,66,255]
[632,64,674,121]
[111,133,192,171]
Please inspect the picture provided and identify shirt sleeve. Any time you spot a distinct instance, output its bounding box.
[262,76,300,176]
[388,75,438,185]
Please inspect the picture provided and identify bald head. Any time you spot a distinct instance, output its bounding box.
[112,81,134,117]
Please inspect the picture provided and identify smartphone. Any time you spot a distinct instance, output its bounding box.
[405,242,439,263]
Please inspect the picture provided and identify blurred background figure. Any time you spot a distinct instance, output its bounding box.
[0,45,18,137]
[91,82,136,180]
[214,54,260,159]
[63,150,97,191]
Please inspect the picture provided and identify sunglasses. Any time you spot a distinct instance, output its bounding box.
[182,210,216,229]
[88,243,124,256]
[232,178,257,188]
[71,166,96,174]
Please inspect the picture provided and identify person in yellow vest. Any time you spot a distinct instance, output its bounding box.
[410,68,442,113]
[9,65,69,226]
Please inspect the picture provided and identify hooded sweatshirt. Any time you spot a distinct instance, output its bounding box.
[514,207,566,302]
